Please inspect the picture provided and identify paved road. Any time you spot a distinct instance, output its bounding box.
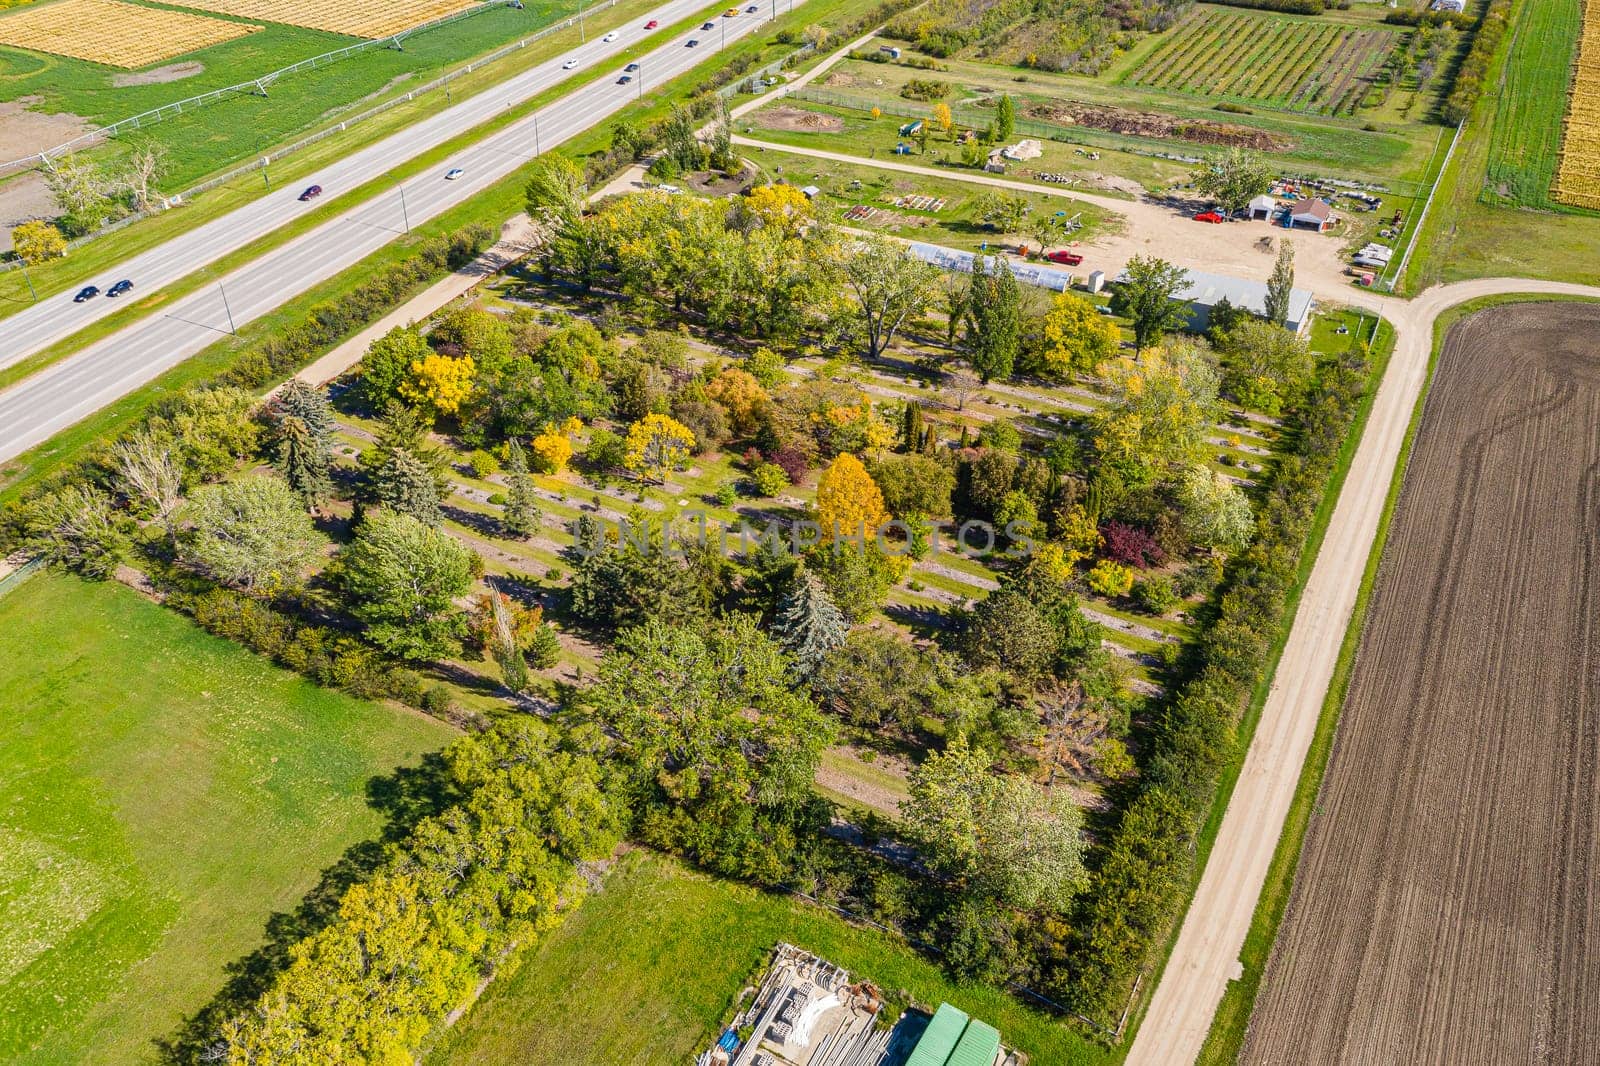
[1126,277,1600,1065]
[0,0,790,462]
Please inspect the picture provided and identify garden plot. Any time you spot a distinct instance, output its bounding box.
[0,0,259,67]
[1555,0,1600,208]
[172,0,478,38]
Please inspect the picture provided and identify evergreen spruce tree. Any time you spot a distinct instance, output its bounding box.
[372,447,444,526]
[274,415,333,510]
[773,569,849,678]
[526,622,561,669]
[502,439,541,539]
[274,379,335,442]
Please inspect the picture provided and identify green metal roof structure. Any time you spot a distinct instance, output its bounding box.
[905,1003,970,1066]
[945,1018,1002,1066]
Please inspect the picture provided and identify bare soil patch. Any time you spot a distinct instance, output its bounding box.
[753,103,843,133]
[1243,302,1600,1065]
[1023,100,1288,151]
[110,60,203,86]
[0,170,57,252]
[0,96,92,161]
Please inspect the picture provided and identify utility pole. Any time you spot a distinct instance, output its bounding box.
[17,261,36,301]
[218,282,236,334]
[534,112,541,155]
[393,178,410,232]
[579,0,585,40]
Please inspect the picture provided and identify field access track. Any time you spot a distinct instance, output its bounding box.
[1242,303,1600,1065]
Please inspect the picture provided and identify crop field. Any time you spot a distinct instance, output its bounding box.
[0,0,259,67]
[1555,0,1600,208]
[424,850,1108,1066]
[1122,8,1398,116]
[176,0,479,39]
[0,570,454,1065]
[1483,0,1586,207]
[1242,303,1600,1064]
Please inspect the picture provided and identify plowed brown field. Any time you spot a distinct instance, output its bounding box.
[1242,302,1600,1066]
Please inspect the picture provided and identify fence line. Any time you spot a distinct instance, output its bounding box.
[1383,119,1461,292]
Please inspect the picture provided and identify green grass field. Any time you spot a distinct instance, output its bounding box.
[0,571,455,1066]
[424,850,1110,1065]
[0,0,577,189]
[1480,0,1584,207]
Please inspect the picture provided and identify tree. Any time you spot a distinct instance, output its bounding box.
[992,93,1016,143]
[362,326,431,407]
[806,541,900,622]
[489,586,529,693]
[1027,210,1073,254]
[932,101,954,137]
[398,352,475,419]
[272,379,335,441]
[41,154,113,235]
[740,183,813,236]
[816,452,890,538]
[1217,317,1315,414]
[185,475,323,594]
[529,419,578,473]
[623,413,696,483]
[1038,291,1121,379]
[342,510,474,659]
[705,368,770,435]
[1092,343,1220,485]
[868,453,955,518]
[524,154,588,229]
[1264,239,1296,327]
[1110,255,1190,353]
[963,257,1021,382]
[21,485,123,578]
[1191,147,1273,217]
[273,415,333,509]
[1178,464,1254,552]
[501,439,541,539]
[840,235,941,360]
[815,630,935,731]
[568,518,724,633]
[113,430,182,540]
[976,192,1029,235]
[370,446,444,526]
[952,587,1060,680]
[116,139,168,212]
[12,220,65,265]
[903,735,1087,911]
[772,570,849,678]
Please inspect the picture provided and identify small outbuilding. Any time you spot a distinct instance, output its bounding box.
[799,185,820,199]
[1431,0,1464,10]
[1289,198,1334,231]
[1248,193,1277,220]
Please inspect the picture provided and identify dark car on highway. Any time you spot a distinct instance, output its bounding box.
[701,20,714,28]
[106,279,134,297]
[686,37,699,46]
[73,285,99,303]
[298,184,323,201]
[618,73,632,84]
[625,61,640,71]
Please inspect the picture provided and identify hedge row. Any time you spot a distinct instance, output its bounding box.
[1207,0,1325,15]
[1442,0,1512,124]
[1055,342,1375,1025]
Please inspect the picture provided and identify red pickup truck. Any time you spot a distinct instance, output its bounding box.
[1193,210,1225,224]
[1045,249,1084,266]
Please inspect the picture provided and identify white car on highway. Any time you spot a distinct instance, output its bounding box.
[562,58,579,69]
[601,30,618,42]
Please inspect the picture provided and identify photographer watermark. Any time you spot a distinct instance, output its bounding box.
[570,510,1037,560]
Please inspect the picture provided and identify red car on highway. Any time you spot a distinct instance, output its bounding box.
[1045,250,1083,266]
[644,18,658,27]
[1193,210,1225,223]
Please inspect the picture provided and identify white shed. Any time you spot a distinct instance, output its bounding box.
[1248,194,1277,220]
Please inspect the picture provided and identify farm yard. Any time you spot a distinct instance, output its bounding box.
[1242,302,1600,1064]
[0,0,260,67]
[0,570,453,1065]
[1121,8,1399,118]
[1555,0,1600,209]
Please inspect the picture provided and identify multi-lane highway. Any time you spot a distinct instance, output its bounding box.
[0,0,785,461]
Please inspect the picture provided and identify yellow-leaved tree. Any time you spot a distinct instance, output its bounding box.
[1040,291,1121,379]
[815,452,889,538]
[623,413,695,483]
[13,220,66,265]
[399,353,475,419]
[528,418,580,474]
[705,367,770,434]
[932,101,954,138]
[743,183,814,236]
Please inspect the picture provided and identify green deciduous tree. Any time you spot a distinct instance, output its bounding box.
[963,257,1022,382]
[1178,464,1254,553]
[1110,255,1190,353]
[1191,147,1273,217]
[1264,239,1296,328]
[185,474,323,594]
[1092,343,1220,485]
[362,326,431,408]
[841,235,941,359]
[341,510,474,660]
[21,485,124,579]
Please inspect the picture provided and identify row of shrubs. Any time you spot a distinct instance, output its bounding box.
[1441,0,1512,124]
[1205,0,1326,14]
[1053,341,1376,1025]
[171,586,468,720]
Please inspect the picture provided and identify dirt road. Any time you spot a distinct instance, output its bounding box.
[1240,301,1600,1064]
[1127,278,1600,1066]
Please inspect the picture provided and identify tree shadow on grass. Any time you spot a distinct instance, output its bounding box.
[152,753,457,1065]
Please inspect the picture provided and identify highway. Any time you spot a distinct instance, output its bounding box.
[0,0,785,462]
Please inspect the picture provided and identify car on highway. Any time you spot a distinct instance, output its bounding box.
[723,6,738,14]
[618,73,632,84]
[644,18,657,27]
[701,20,714,28]
[105,279,133,297]
[1194,210,1225,223]
[745,3,757,10]
[73,285,99,303]
[445,167,465,180]
[297,184,323,202]
[1045,250,1084,266]
[625,61,640,71]
[562,58,580,69]
[686,37,699,46]
[601,30,618,41]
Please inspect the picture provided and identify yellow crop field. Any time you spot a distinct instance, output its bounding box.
[171,0,478,38]
[1555,0,1600,209]
[0,0,259,66]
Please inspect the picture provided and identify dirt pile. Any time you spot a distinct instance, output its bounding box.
[1024,100,1287,151]
[1242,302,1600,1065]
[754,104,844,133]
